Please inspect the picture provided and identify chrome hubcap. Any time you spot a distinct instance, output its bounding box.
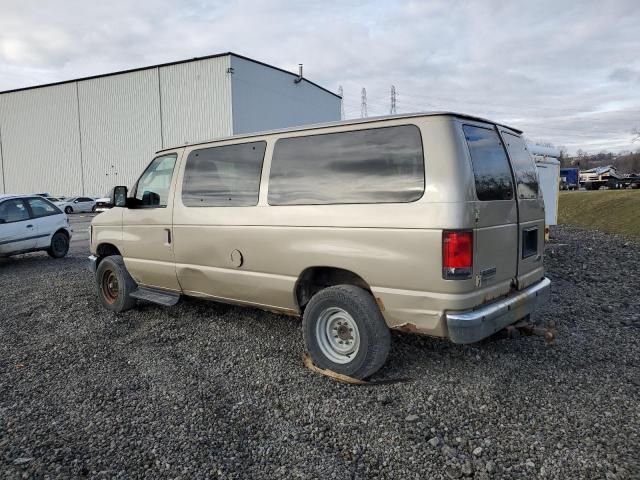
[315,307,360,364]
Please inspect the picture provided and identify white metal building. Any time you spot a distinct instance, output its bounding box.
[0,53,341,196]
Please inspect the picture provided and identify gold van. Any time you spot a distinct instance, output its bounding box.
[89,113,550,379]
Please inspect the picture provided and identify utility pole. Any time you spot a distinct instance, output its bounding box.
[361,87,368,118]
[338,85,344,120]
[390,85,397,115]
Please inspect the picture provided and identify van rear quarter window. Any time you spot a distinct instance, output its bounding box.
[182,141,266,207]
[463,125,514,201]
[268,125,424,205]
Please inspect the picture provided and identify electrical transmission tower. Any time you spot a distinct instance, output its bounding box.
[390,85,397,115]
[361,88,368,118]
[338,85,344,120]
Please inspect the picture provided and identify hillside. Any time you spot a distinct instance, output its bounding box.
[558,190,640,238]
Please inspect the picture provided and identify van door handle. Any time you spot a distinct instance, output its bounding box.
[165,228,172,244]
[26,225,33,228]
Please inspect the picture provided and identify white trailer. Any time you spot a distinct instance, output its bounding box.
[528,143,560,239]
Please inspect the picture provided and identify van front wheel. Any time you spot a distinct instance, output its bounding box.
[96,255,137,313]
[303,285,390,380]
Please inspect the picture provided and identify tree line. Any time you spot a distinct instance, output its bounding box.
[558,148,640,173]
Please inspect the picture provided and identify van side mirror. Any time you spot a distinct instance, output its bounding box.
[112,186,128,207]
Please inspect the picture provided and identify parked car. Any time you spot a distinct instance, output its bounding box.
[89,112,550,379]
[53,196,96,214]
[94,195,113,213]
[0,194,72,258]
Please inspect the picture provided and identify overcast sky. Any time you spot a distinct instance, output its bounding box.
[0,0,638,154]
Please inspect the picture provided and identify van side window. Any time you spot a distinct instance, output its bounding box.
[463,125,514,201]
[501,132,539,199]
[268,125,424,205]
[182,141,266,207]
[134,154,178,207]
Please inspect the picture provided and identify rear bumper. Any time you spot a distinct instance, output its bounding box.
[446,277,551,344]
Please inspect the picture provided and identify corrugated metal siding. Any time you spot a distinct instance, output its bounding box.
[0,83,83,195]
[0,54,342,195]
[160,55,232,147]
[78,69,162,196]
[0,125,5,194]
[230,56,340,135]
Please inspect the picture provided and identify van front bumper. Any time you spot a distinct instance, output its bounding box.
[446,277,551,344]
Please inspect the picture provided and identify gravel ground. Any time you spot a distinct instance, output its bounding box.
[1,223,638,479]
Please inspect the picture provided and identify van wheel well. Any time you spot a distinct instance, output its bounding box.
[295,267,372,312]
[97,243,121,258]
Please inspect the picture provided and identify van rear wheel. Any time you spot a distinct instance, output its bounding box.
[96,255,137,313]
[303,285,390,380]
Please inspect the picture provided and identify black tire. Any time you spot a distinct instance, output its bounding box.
[96,255,137,313]
[47,231,69,258]
[64,206,73,214]
[303,285,390,379]
[91,205,96,212]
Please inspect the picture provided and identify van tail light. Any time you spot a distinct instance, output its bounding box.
[442,230,473,279]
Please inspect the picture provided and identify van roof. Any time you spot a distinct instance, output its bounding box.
[157,111,523,153]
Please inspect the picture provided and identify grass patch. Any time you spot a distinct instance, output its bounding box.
[558,189,640,238]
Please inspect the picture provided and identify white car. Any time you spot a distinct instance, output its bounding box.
[94,196,113,213]
[0,195,72,258]
[53,196,96,214]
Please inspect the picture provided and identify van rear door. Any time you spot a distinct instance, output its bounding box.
[462,124,518,296]
[499,131,545,289]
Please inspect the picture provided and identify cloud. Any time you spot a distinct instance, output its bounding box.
[0,0,638,153]
[609,67,640,84]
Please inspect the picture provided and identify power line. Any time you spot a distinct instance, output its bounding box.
[398,91,640,115]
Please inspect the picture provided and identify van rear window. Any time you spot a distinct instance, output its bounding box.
[463,125,514,201]
[268,125,424,205]
[501,132,539,199]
